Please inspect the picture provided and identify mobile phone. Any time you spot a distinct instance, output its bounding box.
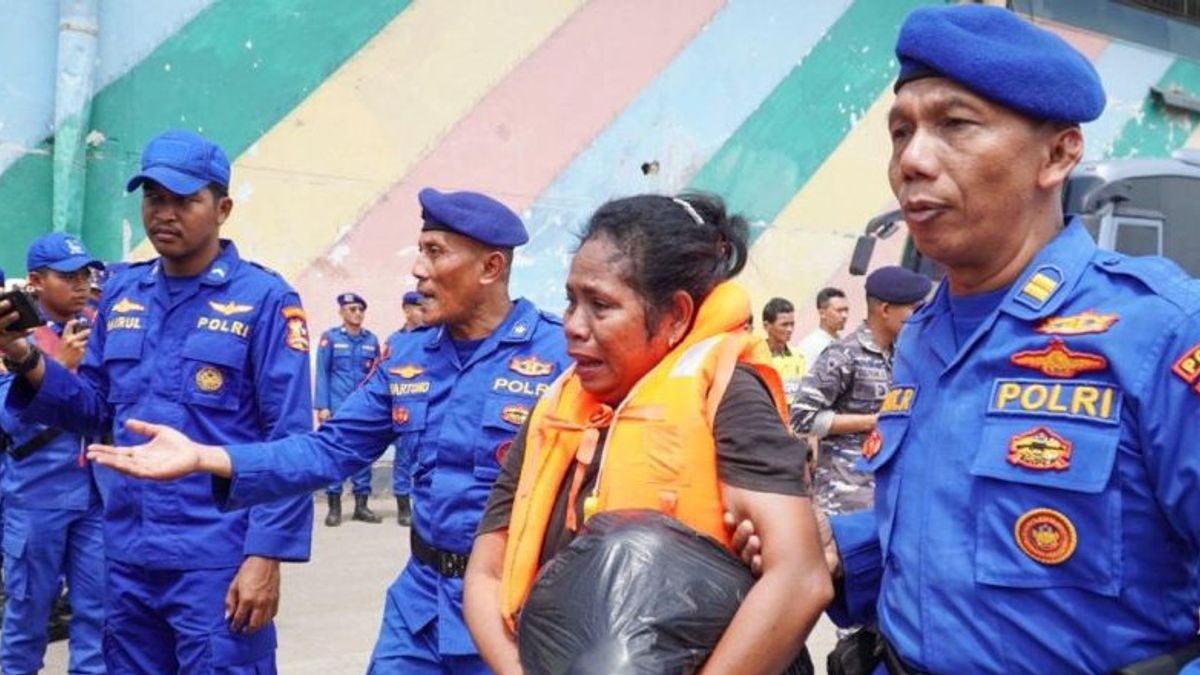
[68,316,90,336]
[0,289,46,332]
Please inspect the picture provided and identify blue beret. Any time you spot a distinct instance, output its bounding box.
[402,291,423,306]
[895,5,1105,124]
[419,188,528,248]
[866,266,932,305]
[338,292,367,309]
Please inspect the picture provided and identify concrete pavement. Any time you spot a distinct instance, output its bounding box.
[44,493,838,673]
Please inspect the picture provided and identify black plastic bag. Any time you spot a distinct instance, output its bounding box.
[517,509,812,675]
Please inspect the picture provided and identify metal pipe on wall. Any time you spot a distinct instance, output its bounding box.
[52,0,99,236]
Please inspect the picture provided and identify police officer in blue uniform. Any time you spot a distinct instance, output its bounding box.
[390,290,426,527]
[0,234,106,674]
[316,292,382,526]
[85,187,570,674]
[815,6,1200,673]
[0,129,314,674]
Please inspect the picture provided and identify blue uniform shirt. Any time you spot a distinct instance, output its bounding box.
[314,326,379,413]
[219,298,568,655]
[6,241,314,569]
[830,220,1200,673]
[0,321,100,511]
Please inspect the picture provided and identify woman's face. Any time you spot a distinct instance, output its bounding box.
[564,237,675,405]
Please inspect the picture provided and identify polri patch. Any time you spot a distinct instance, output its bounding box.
[1007,427,1071,471]
[989,379,1120,425]
[1036,310,1119,336]
[1011,338,1107,378]
[878,386,917,417]
[1014,508,1077,565]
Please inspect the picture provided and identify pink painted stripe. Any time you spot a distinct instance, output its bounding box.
[296,0,726,330]
[1036,18,1109,61]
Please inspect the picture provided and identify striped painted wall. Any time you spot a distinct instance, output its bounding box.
[5,0,1200,337]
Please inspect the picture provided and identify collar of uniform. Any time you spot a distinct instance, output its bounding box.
[423,298,537,350]
[998,218,1093,322]
[854,322,884,355]
[137,239,240,287]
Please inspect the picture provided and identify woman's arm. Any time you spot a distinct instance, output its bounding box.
[701,486,834,675]
[464,530,523,675]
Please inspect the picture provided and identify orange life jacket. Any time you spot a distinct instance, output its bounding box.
[499,282,788,630]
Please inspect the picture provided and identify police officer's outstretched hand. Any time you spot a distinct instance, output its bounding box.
[87,418,234,480]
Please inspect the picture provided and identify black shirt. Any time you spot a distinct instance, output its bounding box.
[477,365,810,565]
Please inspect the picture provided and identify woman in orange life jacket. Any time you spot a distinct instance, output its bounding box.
[463,193,833,675]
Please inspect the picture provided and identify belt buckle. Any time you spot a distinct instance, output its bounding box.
[438,552,467,578]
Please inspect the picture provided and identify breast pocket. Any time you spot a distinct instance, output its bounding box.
[475,395,530,480]
[970,418,1121,597]
[181,334,249,411]
[102,331,147,403]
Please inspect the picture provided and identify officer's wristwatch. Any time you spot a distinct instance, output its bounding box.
[2,344,41,376]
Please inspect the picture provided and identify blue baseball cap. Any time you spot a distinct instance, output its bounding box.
[126,129,231,195]
[419,188,528,248]
[338,292,367,309]
[894,6,1104,124]
[866,266,932,305]
[0,266,5,287]
[26,233,105,274]
[402,291,423,306]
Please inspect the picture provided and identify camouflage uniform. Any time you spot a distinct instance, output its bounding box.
[791,322,891,514]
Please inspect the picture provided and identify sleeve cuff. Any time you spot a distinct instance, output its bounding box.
[243,531,312,563]
[8,359,67,419]
[825,510,881,627]
[812,410,835,438]
[220,443,279,511]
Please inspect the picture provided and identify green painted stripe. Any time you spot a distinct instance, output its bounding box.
[687,0,929,240]
[0,0,410,275]
[1106,57,1200,159]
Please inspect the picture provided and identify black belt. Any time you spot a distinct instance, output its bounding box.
[881,637,931,675]
[410,530,470,578]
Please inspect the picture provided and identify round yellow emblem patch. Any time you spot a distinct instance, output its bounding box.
[195,367,225,393]
[1014,508,1077,565]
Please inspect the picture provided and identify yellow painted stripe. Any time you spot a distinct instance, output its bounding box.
[741,90,896,307]
[130,0,583,275]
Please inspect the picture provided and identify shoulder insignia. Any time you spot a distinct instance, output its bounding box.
[1171,342,1200,394]
[111,298,146,314]
[1011,338,1107,378]
[1016,266,1063,309]
[1014,508,1077,565]
[1036,310,1119,336]
[509,355,555,378]
[282,307,309,353]
[389,364,424,379]
[862,429,882,460]
[208,301,255,317]
[878,386,917,417]
[1007,427,1071,471]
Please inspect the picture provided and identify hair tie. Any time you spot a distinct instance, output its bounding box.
[672,197,704,226]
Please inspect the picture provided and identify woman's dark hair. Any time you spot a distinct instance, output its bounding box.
[579,192,749,333]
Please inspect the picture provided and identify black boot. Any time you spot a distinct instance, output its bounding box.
[353,494,382,524]
[324,494,342,527]
[396,495,412,527]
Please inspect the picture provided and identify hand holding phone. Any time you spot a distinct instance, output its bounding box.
[0,290,45,333]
